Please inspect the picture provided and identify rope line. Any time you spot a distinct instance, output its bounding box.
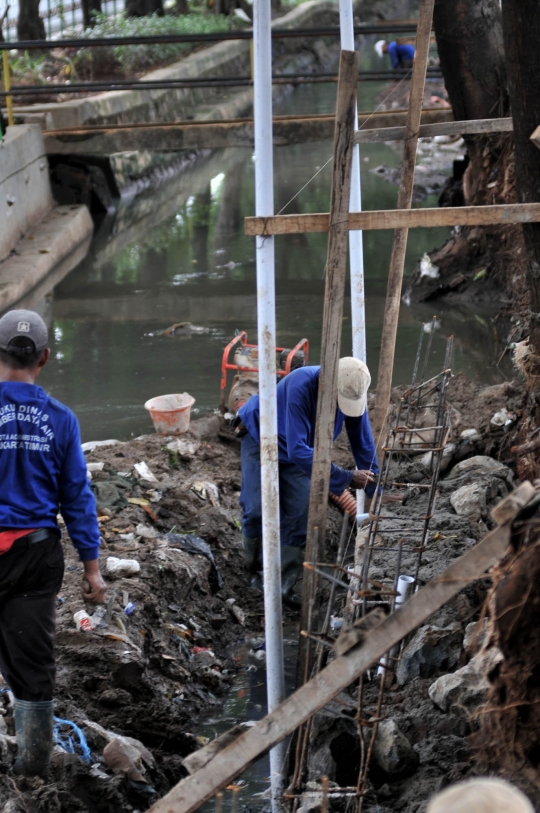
[276,67,413,216]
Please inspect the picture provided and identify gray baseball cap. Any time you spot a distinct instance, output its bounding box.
[0,310,48,355]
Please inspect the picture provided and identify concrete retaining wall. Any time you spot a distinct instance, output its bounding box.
[0,125,54,263]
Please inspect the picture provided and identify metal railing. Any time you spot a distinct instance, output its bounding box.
[1,0,124,40]
[0,20,420,47]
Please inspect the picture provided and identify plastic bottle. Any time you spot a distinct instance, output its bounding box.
[73,610,93,632]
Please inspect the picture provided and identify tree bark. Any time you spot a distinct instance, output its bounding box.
[17,0,45,41]
[502,0,540,359]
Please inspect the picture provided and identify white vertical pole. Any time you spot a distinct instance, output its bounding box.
[339,0,367,517]
[253,1,286,810]
[339,0,366,364]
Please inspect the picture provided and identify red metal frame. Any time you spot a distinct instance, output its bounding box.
[220,331,309,408]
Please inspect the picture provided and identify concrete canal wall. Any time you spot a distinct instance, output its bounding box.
[0,124,93,310]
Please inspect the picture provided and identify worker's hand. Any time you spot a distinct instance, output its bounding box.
[351,469,376,489]
[82,559,107,605]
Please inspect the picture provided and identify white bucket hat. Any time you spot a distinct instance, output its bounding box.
[337,357,371,417]
[427,778,534,813]
[375,39,386,58]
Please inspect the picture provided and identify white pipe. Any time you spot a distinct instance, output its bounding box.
[377,575,415,675]
[395,574,415,606]
[339,0,366,364]
[253,0,286,810]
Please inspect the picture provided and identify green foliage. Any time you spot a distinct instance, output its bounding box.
[9,51,49,83]
[81,11,236,74]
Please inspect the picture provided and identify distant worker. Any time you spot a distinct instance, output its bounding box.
[427,778,534,813]
[0,310,106,777]
[375,39,415,70]
[237,358,379,608]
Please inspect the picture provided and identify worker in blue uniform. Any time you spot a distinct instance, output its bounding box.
[237,357,378,608]
[0,310,106,777]
[375,39,415,70]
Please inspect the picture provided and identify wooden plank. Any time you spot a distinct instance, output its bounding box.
[42,108,454,155]
[298,48,359,681]
[372,0,435,447]
[244,202,540,235]
[355,116,513,144]
[147,483,537,813]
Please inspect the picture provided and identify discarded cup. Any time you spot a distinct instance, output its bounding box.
[74,610,93,632]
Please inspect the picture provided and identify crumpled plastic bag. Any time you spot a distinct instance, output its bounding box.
[159,533,224,590]
[103,737,153,784]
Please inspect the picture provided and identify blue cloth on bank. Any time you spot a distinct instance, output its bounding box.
[388,41,415,69]
[0,382,100,561]
[240,432,310,547]
[238,366,378,496]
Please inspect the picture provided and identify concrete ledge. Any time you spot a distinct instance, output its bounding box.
[0,205,93,311]
[0,125,54,263]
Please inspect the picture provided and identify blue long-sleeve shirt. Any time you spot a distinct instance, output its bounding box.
[238,366,378,495]
[0,381,100,561]
[388,41,415,69]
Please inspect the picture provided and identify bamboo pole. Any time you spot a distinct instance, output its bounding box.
[371,0,435,446]
[296,48,359,683]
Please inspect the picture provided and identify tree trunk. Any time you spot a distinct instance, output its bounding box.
[17,0,45,41]
[81,0,102,28]
[125,0,163,17]
[407,0,514,307]
[501,0,540,359]
[175,0,189,14]
[434,0,507,122]
[433,0,508,206]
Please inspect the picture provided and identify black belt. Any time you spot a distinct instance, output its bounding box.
[1,528,61,547]
[24,529,60,545]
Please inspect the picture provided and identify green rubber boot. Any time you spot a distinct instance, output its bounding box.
[14,698,54,778]
[280,546,304,610]
[242,535,263,589]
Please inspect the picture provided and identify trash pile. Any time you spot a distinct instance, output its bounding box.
[0,422,268,811]
[0,374,527,812]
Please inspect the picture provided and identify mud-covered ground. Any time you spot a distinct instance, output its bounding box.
[0,373,527,813]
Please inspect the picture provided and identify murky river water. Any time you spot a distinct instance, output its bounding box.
[25,80,510,442]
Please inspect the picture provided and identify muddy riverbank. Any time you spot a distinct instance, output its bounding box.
[0,372,528,812]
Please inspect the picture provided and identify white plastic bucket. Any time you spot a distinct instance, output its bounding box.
[144,393,195,435]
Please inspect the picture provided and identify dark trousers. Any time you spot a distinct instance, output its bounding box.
[240,432,311,548]
[0,534,64,701]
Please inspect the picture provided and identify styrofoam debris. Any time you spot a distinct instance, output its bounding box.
[106,557,140,577]
[134,462,158,483]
